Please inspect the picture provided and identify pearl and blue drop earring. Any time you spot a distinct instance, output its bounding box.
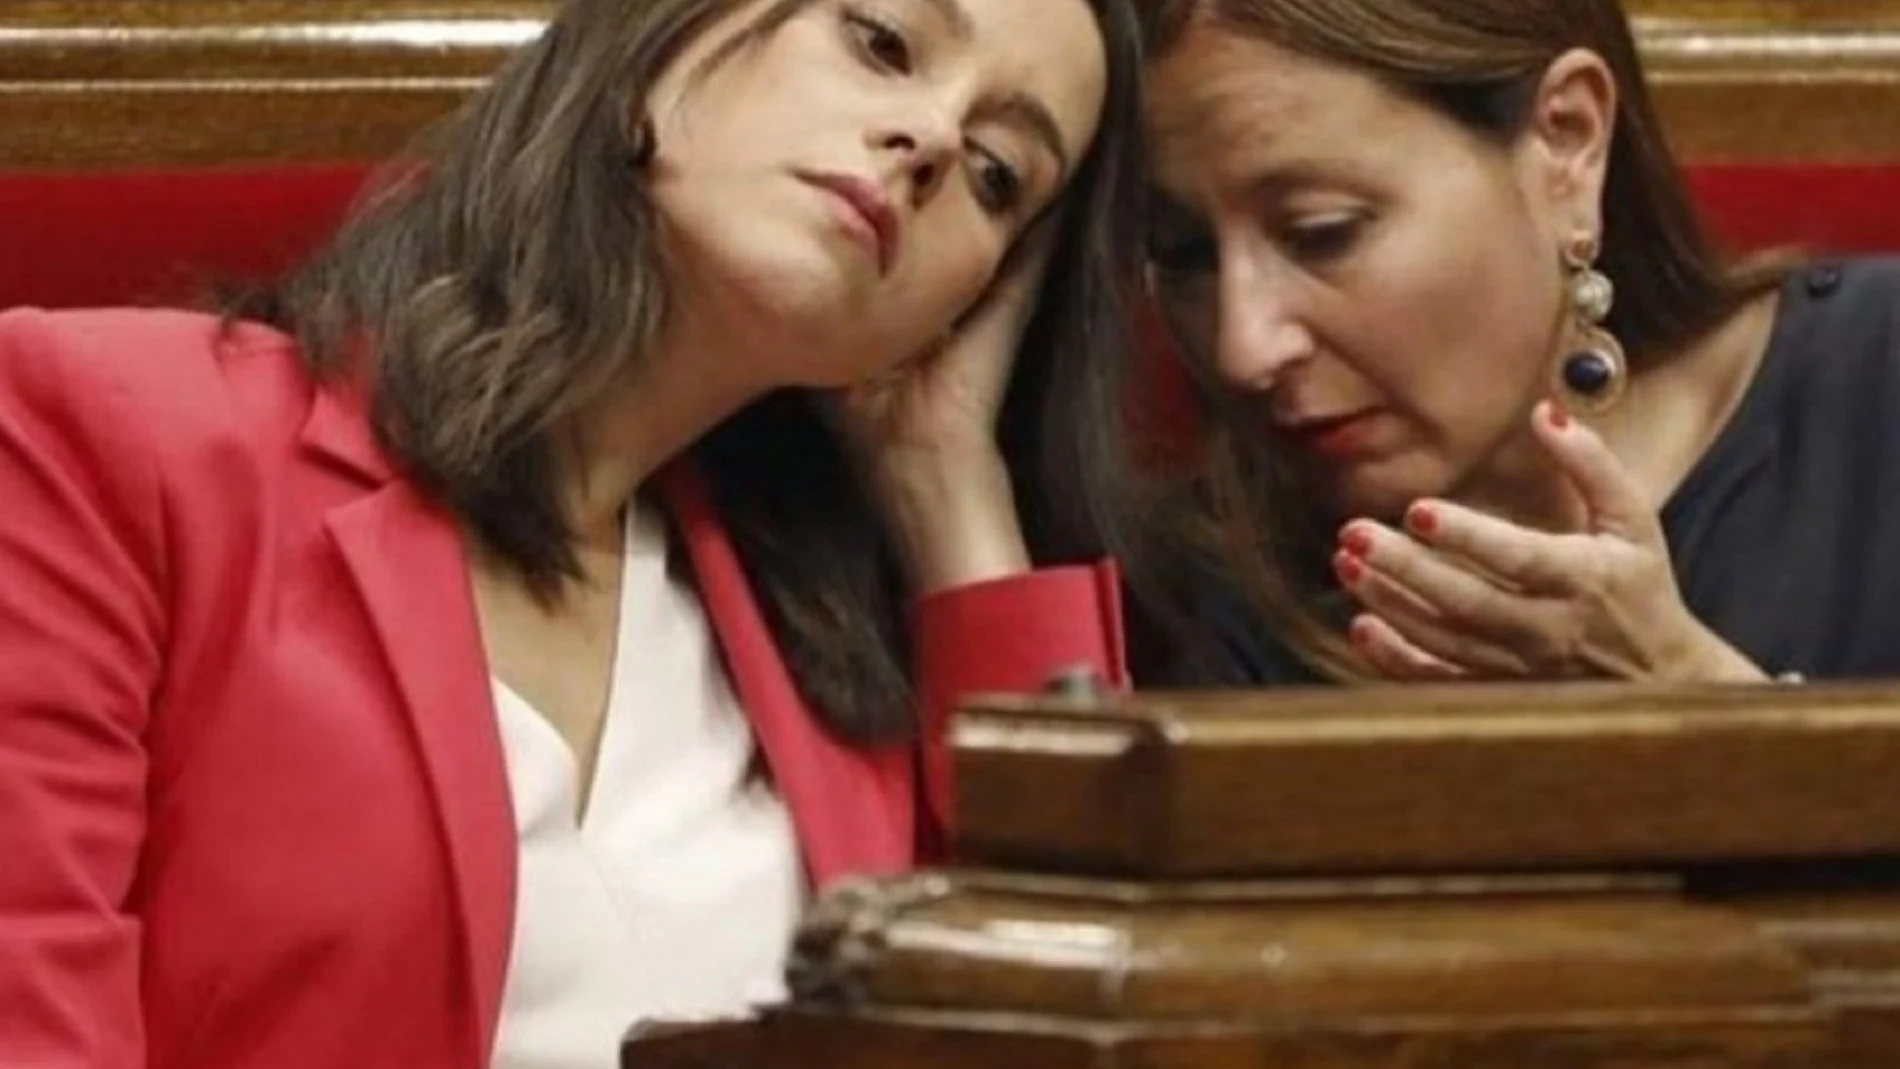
[1554,233,1627,414]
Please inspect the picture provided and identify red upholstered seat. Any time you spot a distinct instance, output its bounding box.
[0,165,372,311]
[1,163,1898,311]
[1687,164,1900,258]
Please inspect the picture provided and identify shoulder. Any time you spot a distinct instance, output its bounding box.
[1754,257,1900,409]
[0,306,313,471]
[1775,257,1900,354]
[0,306,305,423]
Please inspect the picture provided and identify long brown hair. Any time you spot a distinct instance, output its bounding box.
[229,0,1149,743]
[1127,0,1786,683]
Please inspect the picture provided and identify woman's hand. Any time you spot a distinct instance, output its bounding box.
[831,221,1060,594]
[1334,401,1768,683]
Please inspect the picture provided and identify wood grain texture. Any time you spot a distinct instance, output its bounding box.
[2,0,1898,168]
[622,869,1830,1067]
[952,683,1900,877]
[0,0,537,167]
[627,1007,1825,1069]
[782,875,1808,1020]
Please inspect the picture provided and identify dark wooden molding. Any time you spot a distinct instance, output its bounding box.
[0,1,540,168]
[2,0,1898,169]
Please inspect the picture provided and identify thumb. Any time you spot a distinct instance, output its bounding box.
[1531,400,1654,539]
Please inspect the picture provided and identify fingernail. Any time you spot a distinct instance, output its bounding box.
[1348,618,1373,647]
[1405,504,1438,537]
[1333,550,1364,585]
[1338,525,1373,557]
[1546,401,1571,430]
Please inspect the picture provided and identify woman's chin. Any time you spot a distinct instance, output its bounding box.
[1320,454,1455,520]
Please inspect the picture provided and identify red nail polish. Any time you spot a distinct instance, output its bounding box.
[1546,402,1571,430]
[1333,550,1364,585]
[1406,504,1438,536]
[1339,526,1373,557]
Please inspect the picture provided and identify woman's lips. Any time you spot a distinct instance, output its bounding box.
[1276,408,1387,459]
[799,171,898,276]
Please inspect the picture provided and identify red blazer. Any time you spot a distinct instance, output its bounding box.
[0,308,1127,1069]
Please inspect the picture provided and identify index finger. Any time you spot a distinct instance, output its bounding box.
[1402,499,1589,595]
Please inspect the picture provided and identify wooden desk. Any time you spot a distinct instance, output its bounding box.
[623,683,1900,1068]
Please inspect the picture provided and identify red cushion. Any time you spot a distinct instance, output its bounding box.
[1689,164,1900,256]
[0,165,372,311]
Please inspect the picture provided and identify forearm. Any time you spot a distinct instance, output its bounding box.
[875,449,1031,596]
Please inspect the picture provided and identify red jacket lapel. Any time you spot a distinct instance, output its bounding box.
[657,463,915,888]
[300,384,514,1058]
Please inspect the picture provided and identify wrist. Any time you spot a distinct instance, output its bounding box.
[874,450,1031,594]
[1665,624,1769,684]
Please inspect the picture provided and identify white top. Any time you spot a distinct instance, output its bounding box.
[489,503,806,1069]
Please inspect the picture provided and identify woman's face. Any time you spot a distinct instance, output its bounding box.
[1145,24,1604,520]
[649,0,1108,387]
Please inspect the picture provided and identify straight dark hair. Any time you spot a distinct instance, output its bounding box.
[1127,0,1788,683]
[228,0,1149,742]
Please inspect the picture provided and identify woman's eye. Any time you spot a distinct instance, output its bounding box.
[845,10,912,74]
[970,150,1024,214]
[1283,215,1364,262]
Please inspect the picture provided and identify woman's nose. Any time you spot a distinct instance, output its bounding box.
[877,116,958,204]
[1215,275,1318,391]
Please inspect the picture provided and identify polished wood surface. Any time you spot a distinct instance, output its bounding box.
[0,0,534,167]
[952,683,1900,877]
[783,875,1804,1019]
[3,0,1899,168]
[622,870,1834,1068]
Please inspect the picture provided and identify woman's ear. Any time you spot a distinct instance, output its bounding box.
[1521,48,1617,239]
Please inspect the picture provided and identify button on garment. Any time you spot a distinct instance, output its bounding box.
[489,503,806,1069]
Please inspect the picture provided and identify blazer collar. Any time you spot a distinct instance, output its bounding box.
[657,464,916,887]
[300,375,396,485]
[306,379,511,1059]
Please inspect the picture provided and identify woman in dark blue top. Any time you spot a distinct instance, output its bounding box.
[1122,0,1900,686]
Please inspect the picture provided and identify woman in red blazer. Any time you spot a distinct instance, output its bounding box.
[0,0,1147,1066]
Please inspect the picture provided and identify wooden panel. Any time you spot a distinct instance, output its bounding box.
[621,870,1831,1069]
[1631,0,1900,162]
[783,876,1803,1019]
[0,1,542,167]
[952,684,1900,877]
[2,0,1898,168]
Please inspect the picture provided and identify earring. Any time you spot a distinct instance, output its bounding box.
[1553,233,1627,414]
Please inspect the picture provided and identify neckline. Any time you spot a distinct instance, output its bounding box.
[493,502,649,828]
[1661,269,1816,533]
